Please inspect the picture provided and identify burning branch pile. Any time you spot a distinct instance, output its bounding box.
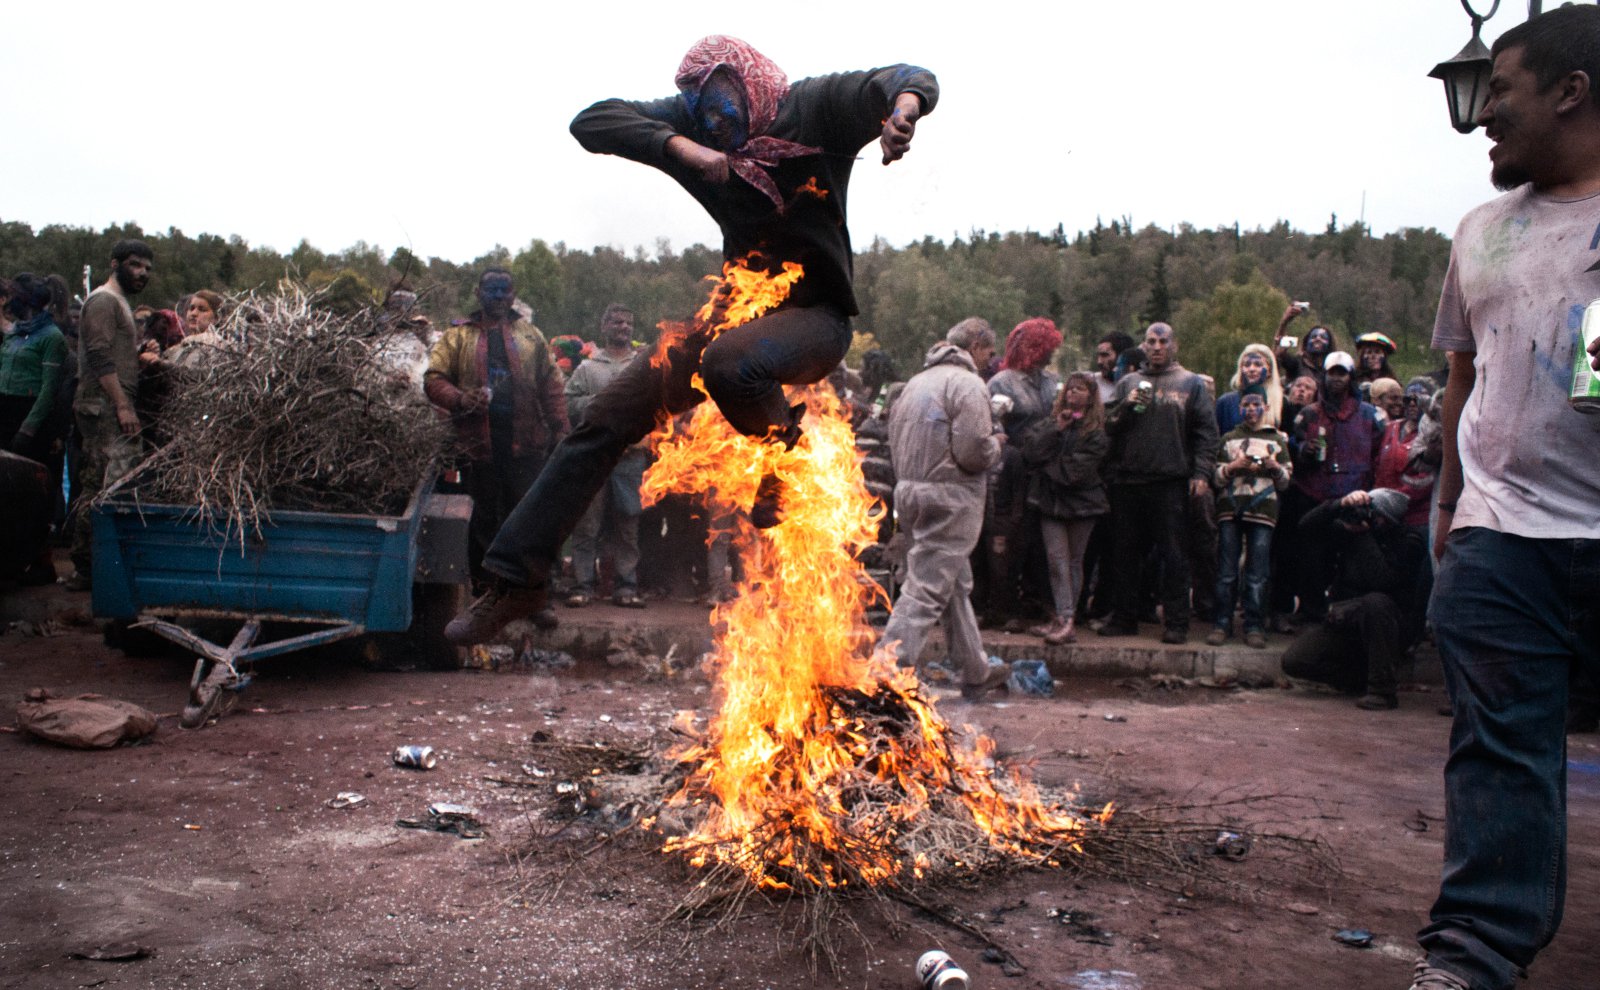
[118,285,451,539]
[636,260,1111,903]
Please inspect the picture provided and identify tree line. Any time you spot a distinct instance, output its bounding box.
[0,213,1452,386]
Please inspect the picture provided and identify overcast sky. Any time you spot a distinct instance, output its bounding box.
[4,1,1521,264]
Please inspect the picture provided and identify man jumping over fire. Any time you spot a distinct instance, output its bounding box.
[446,36,937,644]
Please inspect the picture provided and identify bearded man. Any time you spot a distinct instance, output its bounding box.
[66,239,154,590]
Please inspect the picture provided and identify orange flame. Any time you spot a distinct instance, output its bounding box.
[643,257,1107,890]
[794,177,829,201]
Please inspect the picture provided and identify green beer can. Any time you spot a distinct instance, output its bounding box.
[1574,300,1600,413]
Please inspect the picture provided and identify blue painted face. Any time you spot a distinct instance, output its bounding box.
[690,69,748,152]
[478,275,514,318]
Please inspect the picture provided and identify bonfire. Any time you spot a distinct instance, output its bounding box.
[635,259,1112,899]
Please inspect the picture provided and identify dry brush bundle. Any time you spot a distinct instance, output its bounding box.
[123,285,453,543]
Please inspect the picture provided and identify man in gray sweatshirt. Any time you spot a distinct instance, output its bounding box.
[1097,321,1219,643]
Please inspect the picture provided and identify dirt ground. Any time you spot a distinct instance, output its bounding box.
[3,575,1598,990]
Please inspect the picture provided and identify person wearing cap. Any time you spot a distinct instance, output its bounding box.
[1353,331,1399,388]
[1278,487,1426,710]
[1281,349,1383,624]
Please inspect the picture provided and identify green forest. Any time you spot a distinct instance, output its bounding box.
[0,214,1453,386]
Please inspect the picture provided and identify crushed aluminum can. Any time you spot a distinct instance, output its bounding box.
[326,791,366,810]
[1214,830,1251,860]
[1333,928,1373,948]
[917,950,970,990]
[428,802,476,818]
[393,744,437,770]
[466,644,514,671]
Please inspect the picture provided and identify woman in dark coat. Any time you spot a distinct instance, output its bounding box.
[1021,371,1109,644]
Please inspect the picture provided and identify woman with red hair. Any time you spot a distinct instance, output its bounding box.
[983,317,1063,624]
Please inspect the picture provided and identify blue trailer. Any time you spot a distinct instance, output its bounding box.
[91,476,470,728]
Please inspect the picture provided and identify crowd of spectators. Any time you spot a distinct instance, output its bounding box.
[0,241,287,590]
[4,244,1448,715]
[869,304,1450,715]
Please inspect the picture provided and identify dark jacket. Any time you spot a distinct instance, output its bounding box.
[1300,497,1430,645]
[570,65,938,317]
[1104,363,1218,485]
[1021,418,1109,520]
[1291,394,1383,502]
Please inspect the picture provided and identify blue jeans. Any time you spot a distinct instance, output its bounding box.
[569,448,649,595]
[1214,518,1273,633]
[1418,527,1600,990]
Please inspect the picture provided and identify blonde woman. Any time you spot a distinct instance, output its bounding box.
[1215,342,1284,435]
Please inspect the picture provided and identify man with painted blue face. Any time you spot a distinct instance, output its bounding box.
[424,268,569,592]
[1410,6,1600,990]
[446,36,936,644]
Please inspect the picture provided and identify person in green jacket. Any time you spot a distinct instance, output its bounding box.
[0,272,67,463]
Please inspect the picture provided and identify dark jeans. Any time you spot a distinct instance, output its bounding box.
[1187,489,1219,625]
[1107,479,1190,630]
[465,454,545,584]
[1279,591,1404,696]
[1270,485,1317,618]
[1418,528,1600,990]
[1076,512,1112,617]
[1214,518,1273,633]
[483,305,850,585]
[569,448,648,596]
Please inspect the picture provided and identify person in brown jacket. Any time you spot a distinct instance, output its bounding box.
[424,268,569,586]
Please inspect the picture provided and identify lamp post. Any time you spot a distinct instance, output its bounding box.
[1428,2,1570,133]
[1429,0,1499,133]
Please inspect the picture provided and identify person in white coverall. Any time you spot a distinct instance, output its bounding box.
[877,317,1009,701]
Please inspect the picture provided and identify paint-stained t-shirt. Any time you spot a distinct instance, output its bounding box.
[1432,185,1600,539]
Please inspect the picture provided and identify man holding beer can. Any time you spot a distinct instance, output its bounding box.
[1412,7,1600,990]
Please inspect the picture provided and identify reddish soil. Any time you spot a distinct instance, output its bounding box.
[3,576,1598,990]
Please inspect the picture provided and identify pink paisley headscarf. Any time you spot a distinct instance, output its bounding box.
[675,35,821,210]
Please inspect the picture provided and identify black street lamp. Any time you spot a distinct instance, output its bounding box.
[1429,0,1499,133]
